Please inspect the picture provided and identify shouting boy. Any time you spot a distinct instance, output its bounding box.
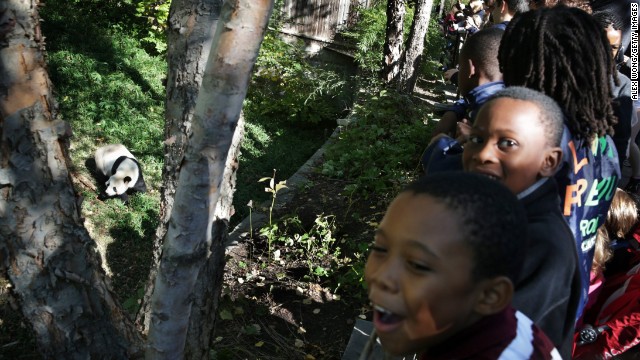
[362,172,561,359]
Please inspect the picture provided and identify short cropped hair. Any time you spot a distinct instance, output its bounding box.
[403,172,528,283]
[489,86,565,147]
[461,27,505,81]
[497,0,530,14]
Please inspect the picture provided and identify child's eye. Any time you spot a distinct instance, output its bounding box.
[407,260,432,273]
[369,244,387,254]
[497,139,518,149]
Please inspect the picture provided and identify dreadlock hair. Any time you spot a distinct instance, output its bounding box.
[498,5,618,144]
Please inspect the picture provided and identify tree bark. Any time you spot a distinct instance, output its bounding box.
[145,0,274,358]
[381,0,405,84]
[135,0,223,335]
[397,0,433,93]
[185,113,244,360]
[0,1,142,358]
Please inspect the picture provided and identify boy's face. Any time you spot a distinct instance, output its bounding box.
[462,97,555,194]
[605,25,622,59]
[365,192,484,356]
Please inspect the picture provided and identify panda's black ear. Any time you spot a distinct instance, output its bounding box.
[124,176,132,184]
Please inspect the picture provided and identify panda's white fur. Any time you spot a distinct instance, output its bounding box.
[95,144,146,198]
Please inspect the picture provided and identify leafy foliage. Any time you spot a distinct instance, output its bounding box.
[421,17,447,80]
[322,84,433,197]
[130,0,170,53]
[246,33,351,126]
[45,0,169,54]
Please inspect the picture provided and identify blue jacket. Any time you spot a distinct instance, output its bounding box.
[447,81,505,121]
[556,127,621,319]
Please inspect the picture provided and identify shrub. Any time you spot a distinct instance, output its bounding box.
[322,84,435,198]
[245,32,351,126]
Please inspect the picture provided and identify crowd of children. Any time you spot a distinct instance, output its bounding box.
[357,1,640,359]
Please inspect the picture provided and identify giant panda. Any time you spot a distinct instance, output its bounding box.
[94,144,147,202]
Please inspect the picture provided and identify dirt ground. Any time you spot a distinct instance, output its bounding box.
[214,168,388,360]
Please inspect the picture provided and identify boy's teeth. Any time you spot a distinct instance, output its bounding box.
[374,305,402,324]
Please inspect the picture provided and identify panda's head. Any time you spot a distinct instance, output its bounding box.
[105,174,132,196]
[104,157,141,196]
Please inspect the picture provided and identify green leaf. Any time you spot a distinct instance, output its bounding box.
[219,309,233,321]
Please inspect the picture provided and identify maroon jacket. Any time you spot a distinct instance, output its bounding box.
[422,307,560,360]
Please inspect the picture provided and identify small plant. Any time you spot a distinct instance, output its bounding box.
[247,200,254,238]
[271,214,341,280]
[258,170,287,260]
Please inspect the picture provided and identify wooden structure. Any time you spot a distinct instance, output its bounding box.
[281,0,371,43]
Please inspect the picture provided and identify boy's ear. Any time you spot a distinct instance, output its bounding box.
[499,0,508,14]
[467,58,476,78]
[473,276,513,315]
[539,147,563,177]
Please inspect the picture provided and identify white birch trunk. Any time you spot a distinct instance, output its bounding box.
[145,0,274,358]
[398,0,433,93]
[136,0,223,335]
[0,0,142,357]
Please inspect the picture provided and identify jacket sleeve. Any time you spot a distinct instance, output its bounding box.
[573,264,640,359]
[512,218,580,359]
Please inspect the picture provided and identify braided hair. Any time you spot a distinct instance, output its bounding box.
[498,5,617,143]
[593,10,625,31]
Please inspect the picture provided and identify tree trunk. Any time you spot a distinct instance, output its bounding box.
[185,113,244,359]
[397,0,433,94]
[381,0,405,84]
[438,0,445,18]
[0,1,142,358]
[135,0,223,335]
[145,0,274,358]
